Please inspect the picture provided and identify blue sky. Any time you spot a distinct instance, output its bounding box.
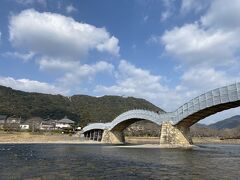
[0,0,240,124]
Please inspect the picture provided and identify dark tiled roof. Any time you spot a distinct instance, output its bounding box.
[41,121,55,125]
[58,116,74,124]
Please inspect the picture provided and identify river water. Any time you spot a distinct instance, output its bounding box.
[0,144,239,180]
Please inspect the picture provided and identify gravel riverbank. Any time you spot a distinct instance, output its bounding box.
[0,132,239,144]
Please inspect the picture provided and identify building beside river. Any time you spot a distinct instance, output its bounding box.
[55,116,75,129]
[39,116,75,131]
[0,115,77,132]
[40,119,56,130]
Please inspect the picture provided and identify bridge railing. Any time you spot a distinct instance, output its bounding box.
[173,82,240,123]
[109,109,163,129]
[82,122,111,133]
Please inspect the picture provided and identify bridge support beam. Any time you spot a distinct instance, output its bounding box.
[101,130,125,144]
[159,122,192,147]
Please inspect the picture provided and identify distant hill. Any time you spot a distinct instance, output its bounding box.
[191,123,208,128]
[0,85,164,126]
[208,115,240,130]
[190,116,240,138]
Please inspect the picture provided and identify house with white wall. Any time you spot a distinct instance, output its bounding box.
[55,116,75,129]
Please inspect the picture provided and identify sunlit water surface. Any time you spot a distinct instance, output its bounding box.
[0,144,239,179]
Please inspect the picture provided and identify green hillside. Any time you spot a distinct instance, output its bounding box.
[0,85,164,126]
[208,115,240,130]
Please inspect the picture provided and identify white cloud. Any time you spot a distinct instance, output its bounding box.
[161,23,238,67]
[37,56,114,86]
[9,9,120,59]
[179,67,239,105]
[160,0,240,103]
[96,36,120,56]
[57,61,114,86]
[0,76,67,95]
[161,0,240,68]
[38,57,77,72]
[201,0,240,29]
[181,67,238,90]
[96,60,184,110]
[66,4,77,13]
[180,0,208,14]
[8,9,120,89]
[2,51,34,62]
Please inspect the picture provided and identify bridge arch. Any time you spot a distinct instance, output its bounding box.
[109,110,162,131]
[172,83,240,128]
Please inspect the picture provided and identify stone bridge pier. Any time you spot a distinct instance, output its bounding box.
[159,122,192,147]
[101,130,125,144]
[100,122,192,146]
[83,121,193,146]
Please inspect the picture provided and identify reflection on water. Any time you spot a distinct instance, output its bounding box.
[0,144,239,179]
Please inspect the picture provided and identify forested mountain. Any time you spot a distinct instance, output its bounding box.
[0,85,163,126]
[208,115,240,130]
[190,117,240,138]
